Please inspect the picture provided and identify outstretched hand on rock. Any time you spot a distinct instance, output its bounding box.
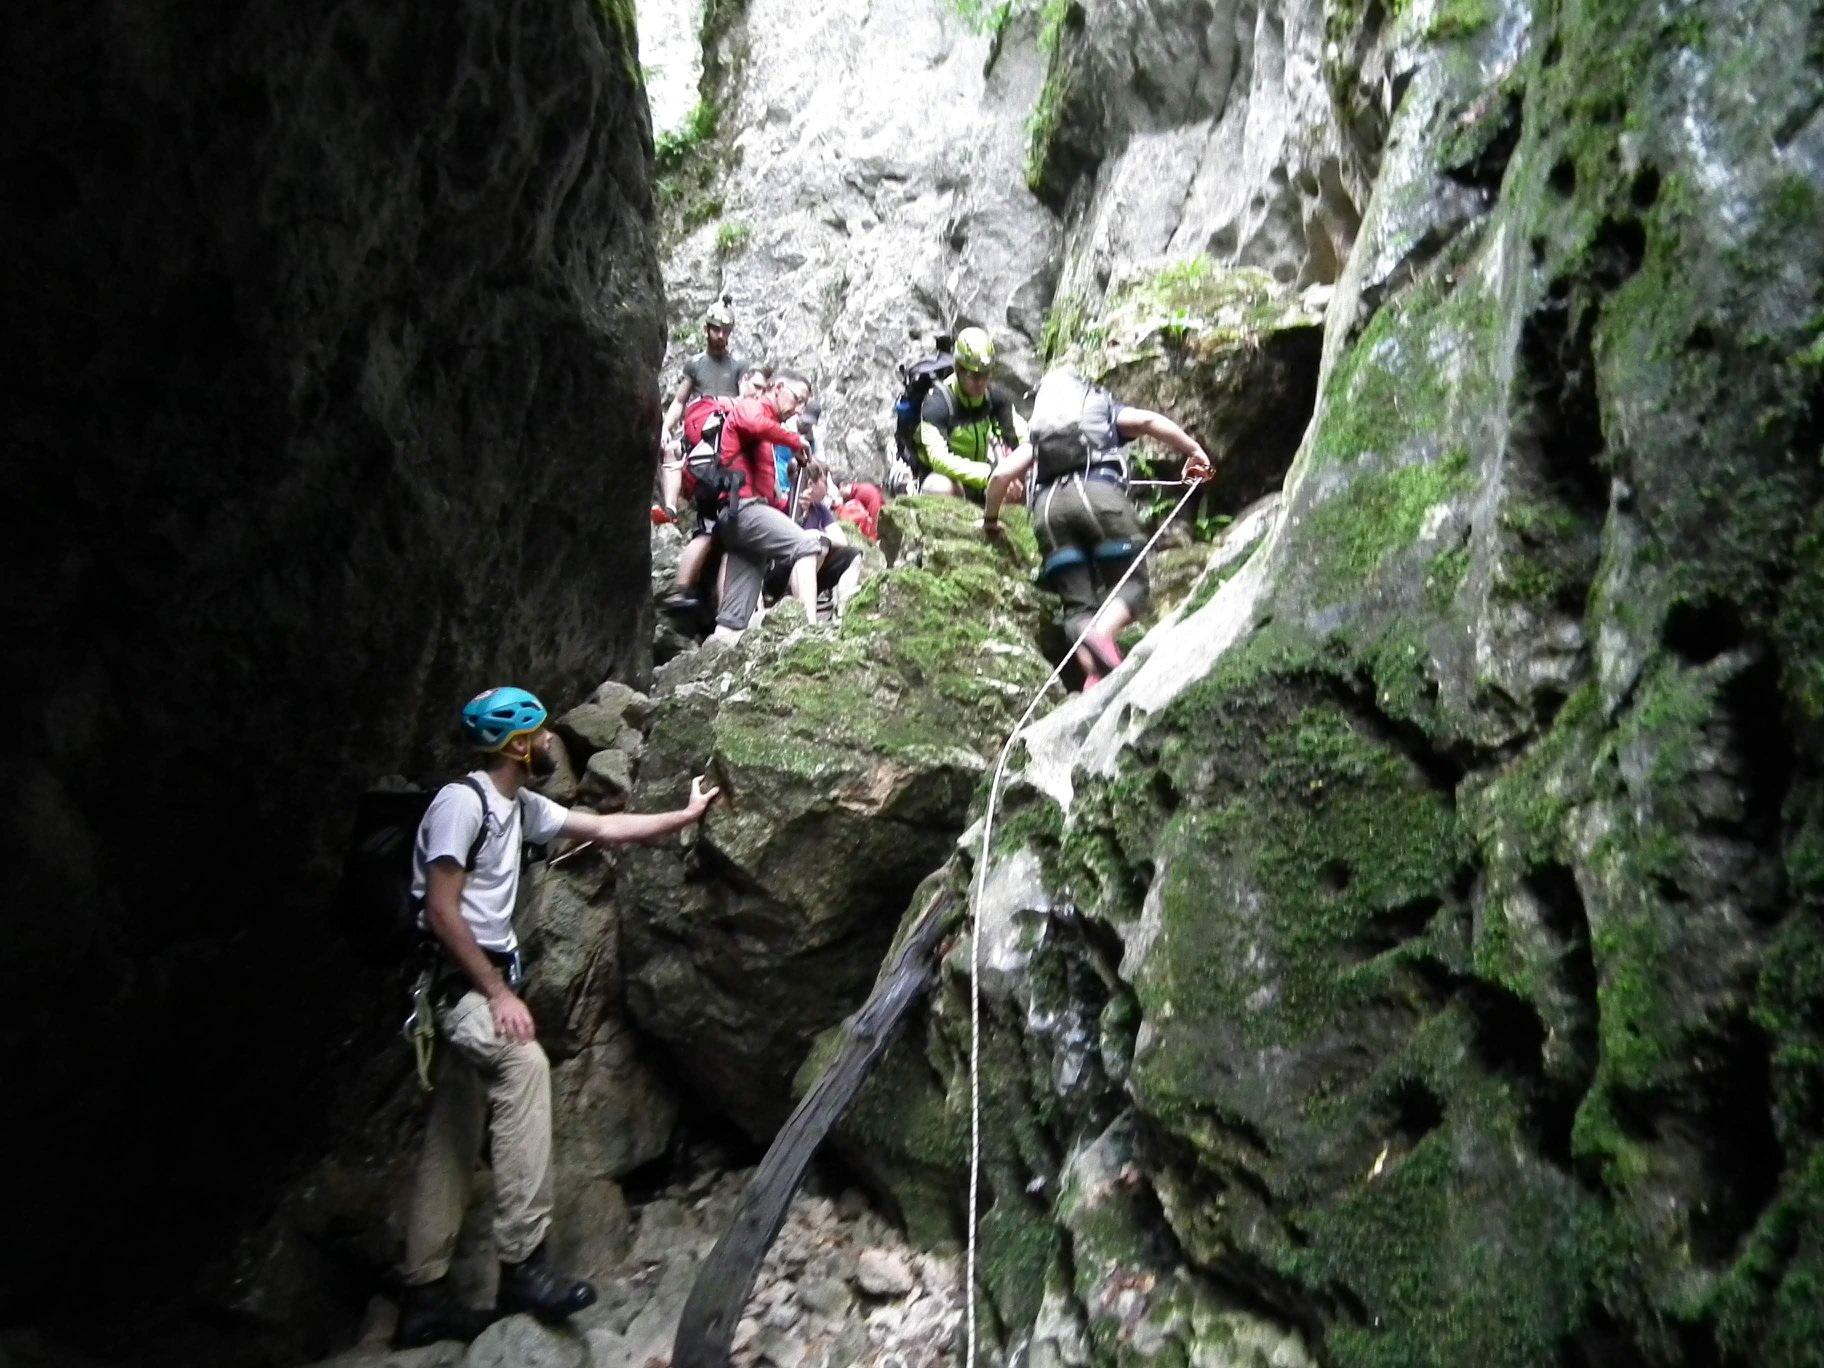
[687,774,722,819]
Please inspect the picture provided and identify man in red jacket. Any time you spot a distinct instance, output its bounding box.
[713,371,823,642]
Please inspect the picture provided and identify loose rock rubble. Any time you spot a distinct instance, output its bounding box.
[724,1187,960,1368]
[302,1164,961,1368]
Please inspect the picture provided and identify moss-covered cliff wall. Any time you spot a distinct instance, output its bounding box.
[832,0,1824,1361]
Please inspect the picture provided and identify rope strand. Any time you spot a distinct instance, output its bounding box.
[965,481,1201,1367]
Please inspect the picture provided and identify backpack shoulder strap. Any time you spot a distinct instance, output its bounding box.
[930,380,954,426]
[458,776,492,871]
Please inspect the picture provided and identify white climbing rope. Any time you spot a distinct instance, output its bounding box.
[965,480,1202,1367]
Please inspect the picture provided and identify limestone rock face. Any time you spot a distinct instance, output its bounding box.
[829,0,1824,1361]
[4,0,663,1329]
[1034,0,1369,297]
[645,0,1361,481]
[653,0,1063,475]
[622,496,1050,1133]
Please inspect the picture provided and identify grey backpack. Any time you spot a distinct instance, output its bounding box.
[1029,372,1124,483]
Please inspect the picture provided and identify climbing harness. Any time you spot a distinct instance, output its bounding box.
[964,480,1203,1367]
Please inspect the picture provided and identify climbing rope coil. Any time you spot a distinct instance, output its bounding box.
[965,481,1203,1367]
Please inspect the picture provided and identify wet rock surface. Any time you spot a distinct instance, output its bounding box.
[826,0,1824,1362]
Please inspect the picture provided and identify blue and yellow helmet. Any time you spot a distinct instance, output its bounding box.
[460,686,547,750]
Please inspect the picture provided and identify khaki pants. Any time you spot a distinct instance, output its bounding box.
[400,990,553,1284]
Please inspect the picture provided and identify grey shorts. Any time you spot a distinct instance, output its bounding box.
[1033,472,1148,635]
[717,500,825,630]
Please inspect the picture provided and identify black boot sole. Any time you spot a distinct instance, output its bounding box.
[496,1283,598,1324]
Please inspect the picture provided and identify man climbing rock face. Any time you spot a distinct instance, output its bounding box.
[711,372,823,643]
[983,373,1213,687]
[395,686,719,1348]
[657,296,750,523]
[915,326,1028,503]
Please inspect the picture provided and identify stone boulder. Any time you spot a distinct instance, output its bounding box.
[1055,263,1326,514]
[621,496,1051,1135]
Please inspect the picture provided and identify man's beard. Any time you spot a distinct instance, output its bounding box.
[528,744,559,779]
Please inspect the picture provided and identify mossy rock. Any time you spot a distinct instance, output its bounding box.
[837,0,1824,1360]
[619,497,1050,1136]
[1048,261,1326,514]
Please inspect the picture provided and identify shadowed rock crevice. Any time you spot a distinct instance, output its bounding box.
[5,0,660,1353]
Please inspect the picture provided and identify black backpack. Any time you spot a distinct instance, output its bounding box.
[337,778,507,964]
[893,336,954,479]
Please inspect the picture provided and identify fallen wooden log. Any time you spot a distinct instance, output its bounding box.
[672,891,957,1368]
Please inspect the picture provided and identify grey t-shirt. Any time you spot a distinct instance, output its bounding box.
[683,349,749,399]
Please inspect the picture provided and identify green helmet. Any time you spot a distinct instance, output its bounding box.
[953,326,994,374]
[705,295,736,328]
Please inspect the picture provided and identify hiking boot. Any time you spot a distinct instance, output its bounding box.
[497,1242,598,1323]
[650,504,676,526]
[661,591,700,617]
[395,1278,496,1349]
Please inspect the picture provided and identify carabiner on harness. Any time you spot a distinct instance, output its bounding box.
[402,967,438,1092]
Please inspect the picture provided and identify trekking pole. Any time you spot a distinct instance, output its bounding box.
[786,457,806,522]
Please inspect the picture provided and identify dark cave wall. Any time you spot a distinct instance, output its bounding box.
[1,0,661,1326]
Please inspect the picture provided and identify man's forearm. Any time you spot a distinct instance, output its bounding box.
[569,805,701,845]
[984,472,1012,520]
[1134,412,1202,461]
[984,450,1032,520]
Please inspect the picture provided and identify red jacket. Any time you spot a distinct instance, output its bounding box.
[720,396,805,505]
[847,482,883,520]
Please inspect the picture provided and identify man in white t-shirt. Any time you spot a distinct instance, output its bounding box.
[396,685,719,1348]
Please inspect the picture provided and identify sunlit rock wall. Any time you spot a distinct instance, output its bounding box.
[646,0,1365,480]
